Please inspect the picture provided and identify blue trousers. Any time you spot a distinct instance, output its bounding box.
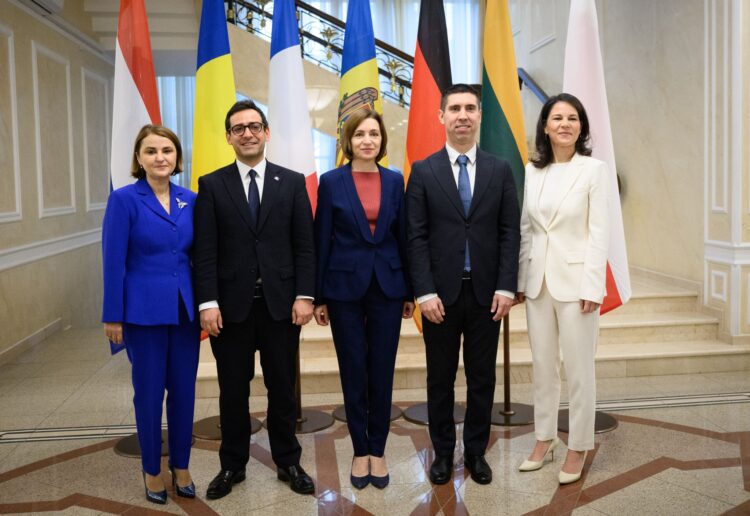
[124,299,200,475]
[327,278,403,457]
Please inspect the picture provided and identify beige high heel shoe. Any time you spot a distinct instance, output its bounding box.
[558,451,587,484]
[518,437,560,472]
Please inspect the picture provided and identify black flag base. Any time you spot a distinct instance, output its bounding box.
[114,430,171,458]
[557,409,618,434]
[192,414,262,440]
[402,402,465,426]
[490,402,534,426]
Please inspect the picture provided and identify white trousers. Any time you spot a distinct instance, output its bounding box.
[525,281,599,451]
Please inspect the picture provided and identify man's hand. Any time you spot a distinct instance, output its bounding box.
[313,304,329,326]
[104,322,123,344]
[491,293,513,321]
[419,297,445,324]
[580,299,600,314]
[292,299,314,326]
[200,307,223,337]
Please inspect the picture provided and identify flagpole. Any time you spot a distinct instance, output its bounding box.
[490,315,534,426]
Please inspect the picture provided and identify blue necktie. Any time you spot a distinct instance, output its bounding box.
[457,154,471,271]
[247,169,260,229]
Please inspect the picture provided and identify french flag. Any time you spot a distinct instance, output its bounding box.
[563,0,632,313]
[109,0,160,190]
[266,0,318,211]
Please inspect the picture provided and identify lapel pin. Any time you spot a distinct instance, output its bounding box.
[274,176,280,181]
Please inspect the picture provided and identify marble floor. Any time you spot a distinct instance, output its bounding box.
[0,328,749,515]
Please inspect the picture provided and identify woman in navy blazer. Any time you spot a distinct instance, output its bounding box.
[102,125,200,504]
[314,109,413,489]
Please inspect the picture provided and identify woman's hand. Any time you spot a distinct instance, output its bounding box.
[580,299,601,313]
[104,322,123,344]
[515,292,526,305]
[402,301,415,319]
[313,304,329,326]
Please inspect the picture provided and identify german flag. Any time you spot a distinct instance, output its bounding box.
[403,0,452,184]
[404,0,452,331]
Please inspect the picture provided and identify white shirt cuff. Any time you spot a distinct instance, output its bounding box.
[417,293,438,305]
[495,290,514,300]
[199,301,219,311]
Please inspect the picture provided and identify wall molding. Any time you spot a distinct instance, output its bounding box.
[709,269,727,302]
[0,23,22,223]
[81,67,110,213]
[31,40,76,219]
[0,228,101,273]
[0,318,62,366]
[704,240,750,264]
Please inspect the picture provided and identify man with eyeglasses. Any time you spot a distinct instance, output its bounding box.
[194,99,316,499]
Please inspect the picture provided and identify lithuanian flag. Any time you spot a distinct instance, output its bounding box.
[480,0,528,205]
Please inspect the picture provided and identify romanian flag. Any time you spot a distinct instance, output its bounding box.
[191,0,237,191]
[336,0,385,166]
[110,0,160,190]
[267,0,318,210]
[479,0,528,205]
[563,0,631,313]
[403,0,452,331]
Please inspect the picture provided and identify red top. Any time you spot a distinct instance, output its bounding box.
[352,171,381,235]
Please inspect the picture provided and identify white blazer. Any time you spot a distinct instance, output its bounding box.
[517,153,610,303]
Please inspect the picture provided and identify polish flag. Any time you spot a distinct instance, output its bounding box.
[109,0,160,190]
[563,0,631,313]
[266,0,318,211]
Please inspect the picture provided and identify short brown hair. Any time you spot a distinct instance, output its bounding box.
[340,108,388,163]
[130,124,184,178]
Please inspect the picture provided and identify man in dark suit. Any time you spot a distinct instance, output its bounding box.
[406,84,520,485]
[194,100,316,498]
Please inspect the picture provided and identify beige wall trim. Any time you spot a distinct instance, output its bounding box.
[630,265,702,293]
[0,23,22,223]
[0,228,101,273]
[0,317,62,366]
[81,67,110,213]
[31,40,76,219]
[8,0,111,65]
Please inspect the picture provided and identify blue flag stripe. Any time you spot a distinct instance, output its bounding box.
[270,0,300,57]
[341,0,376,75]
[196,0,231,70]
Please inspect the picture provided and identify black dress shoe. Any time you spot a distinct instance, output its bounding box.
[206,469,246,500]
[277,464,315,495]
[429,455,453,485]
[464,454,492,484]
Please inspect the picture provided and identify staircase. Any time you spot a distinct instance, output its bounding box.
[195,271,750,398]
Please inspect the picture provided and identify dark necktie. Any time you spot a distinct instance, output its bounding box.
[457,154,471,271]
[247,169,260,229]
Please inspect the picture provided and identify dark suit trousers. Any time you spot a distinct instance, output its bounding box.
[423,279,501,457]
[124,299,200,475]
[210,293,302,470]
[327,277,402,457]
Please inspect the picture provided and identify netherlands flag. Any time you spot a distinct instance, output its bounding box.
[563,0,632,313]
[266,0,318,211]
[109,0,160,190]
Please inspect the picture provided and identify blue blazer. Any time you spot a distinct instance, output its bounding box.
[102,178,197,326]
[314,164,412,303]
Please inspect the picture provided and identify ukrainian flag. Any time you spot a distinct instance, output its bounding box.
[191,0,237,191]
[336,0,386,166]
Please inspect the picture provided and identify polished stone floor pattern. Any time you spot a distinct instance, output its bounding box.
[0,328,749,515]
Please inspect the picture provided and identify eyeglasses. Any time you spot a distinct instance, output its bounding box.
[230,122,265,136]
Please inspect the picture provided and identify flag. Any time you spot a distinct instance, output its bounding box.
[267,0,318,210]
[563,0,631,312]
[479,0,528,205]
[403,0,452,331]
[191,0,237,191]
[336,0,385,166]
[403,0,452,184]
[110,0,160,190]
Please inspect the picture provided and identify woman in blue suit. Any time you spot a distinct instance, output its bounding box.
[102,125,200,504]
[314,108,414,489]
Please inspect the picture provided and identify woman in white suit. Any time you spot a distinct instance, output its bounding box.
[516,93,609,484]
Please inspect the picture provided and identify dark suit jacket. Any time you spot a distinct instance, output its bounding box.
[406,147,520,306]
[193,161,315,322]
[102,178,196,325]
[314,164,412,304]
